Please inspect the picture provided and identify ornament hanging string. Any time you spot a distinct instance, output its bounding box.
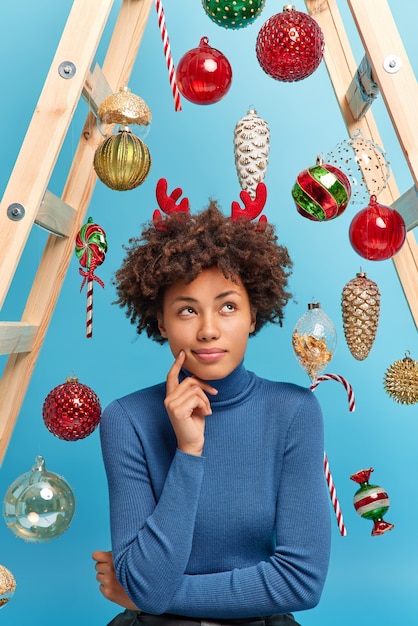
[310,373,356,536]
[155,0,182,112]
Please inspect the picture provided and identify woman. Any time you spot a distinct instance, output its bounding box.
[93,180,331,625]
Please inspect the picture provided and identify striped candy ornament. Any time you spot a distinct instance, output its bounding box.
[350,468,394,536]
[292,159,351,221]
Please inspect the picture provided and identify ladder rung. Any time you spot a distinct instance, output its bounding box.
[392,186,418,231]
[82,62,113,117]
[35,190,76,237]
[0,322,37,355]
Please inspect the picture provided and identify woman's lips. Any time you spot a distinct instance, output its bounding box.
[192,349,226,362]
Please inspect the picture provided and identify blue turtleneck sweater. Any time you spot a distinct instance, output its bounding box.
[100,362,331,619]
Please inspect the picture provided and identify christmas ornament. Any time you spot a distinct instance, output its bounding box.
[291,158,351,221]
[350,467,394,536]
[0,565,16,608]
[93,126,151,191]
[234,107,270,199]
[98,86,152,128]
[3,456,75,543]
[75,217,107,338]
[326,129,391,204]
[292,302,337,382]
[176,37,232,105]
[341,270,380,360]
[256,5,324,82]
[42,376,102,441]
[383,351,418,405]
[155,0,182,111]
[349,195,406,260]
[202,0,266,29]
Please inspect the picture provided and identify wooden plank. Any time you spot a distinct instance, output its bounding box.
[82,62,113,118]
[392,186,418,232]
[305,0,418,328]
[0,323,37,355]
[35,190,76,237]
[0,0,154,464]
[0,0,115,310]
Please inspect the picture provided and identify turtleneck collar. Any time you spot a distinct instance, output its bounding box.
[180,361,254,406]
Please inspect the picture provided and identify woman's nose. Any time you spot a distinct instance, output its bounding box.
[197,315,219,341]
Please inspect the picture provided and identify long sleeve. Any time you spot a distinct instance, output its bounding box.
[100,367,331,618]
[166,387,331,618]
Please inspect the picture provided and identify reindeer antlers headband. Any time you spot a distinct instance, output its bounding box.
[152,178,268,230]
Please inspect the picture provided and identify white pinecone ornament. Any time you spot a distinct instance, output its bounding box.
[234,107,270,199]
[341,271,380,360]
[384,352,418,405]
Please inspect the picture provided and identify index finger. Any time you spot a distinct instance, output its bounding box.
[166,350,186,394]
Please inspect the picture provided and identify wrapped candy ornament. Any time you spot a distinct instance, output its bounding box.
[350,468,394,536]
[42,375,102,441]
[3,456,75,543]
[291,158,351,221]
[292,302,337,382]
[341,270,380,360]
[234,107,270,199]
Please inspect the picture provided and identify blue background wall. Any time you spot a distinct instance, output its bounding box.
[0,1,417,623]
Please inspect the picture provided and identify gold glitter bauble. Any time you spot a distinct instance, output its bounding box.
[98,86,152,127]
[341,270,380,360]
[383,352,418,405]
[0,564,16,608]
[93,127,151,191]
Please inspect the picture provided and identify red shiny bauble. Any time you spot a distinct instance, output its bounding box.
[256,6,324,82]
[176,36,232,104]
[349,195,407,260]
[42,376,102,441]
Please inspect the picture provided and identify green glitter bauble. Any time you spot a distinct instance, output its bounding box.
[202,0,266,29]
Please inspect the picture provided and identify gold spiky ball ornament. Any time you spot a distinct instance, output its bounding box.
[0,564,16,608]
[341,270,380,360]
[234,107,270,199]
[384,352,418,405]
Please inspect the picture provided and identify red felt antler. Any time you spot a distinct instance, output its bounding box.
[231,182,267,225]
[153,178,190,228]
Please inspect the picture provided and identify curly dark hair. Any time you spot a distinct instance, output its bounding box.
[114,201,293,343]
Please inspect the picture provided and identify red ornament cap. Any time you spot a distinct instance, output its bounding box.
[176,36,233,104]
[349,195,406,260]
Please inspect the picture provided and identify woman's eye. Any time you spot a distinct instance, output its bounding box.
[179,307,195,316]
[221,303,236,313]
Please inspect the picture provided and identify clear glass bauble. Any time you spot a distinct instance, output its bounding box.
[292,302,337,382]
[3,456,75,543]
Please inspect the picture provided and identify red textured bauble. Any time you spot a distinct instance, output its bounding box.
[176,36,232,104]
[349,195,407,260]
[256,5,324,82]
[42,376,102,441]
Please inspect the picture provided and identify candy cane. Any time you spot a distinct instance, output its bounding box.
[155,0,182,112]
[310,373,355,536]
[86,277,93,339]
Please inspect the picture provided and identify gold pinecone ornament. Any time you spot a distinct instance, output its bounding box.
[341,271,380,360]
[234,107,270,199]
[384,352,418,405]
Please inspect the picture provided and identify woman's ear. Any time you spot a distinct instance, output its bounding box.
[249,310,257,334]
[157,314,168,338]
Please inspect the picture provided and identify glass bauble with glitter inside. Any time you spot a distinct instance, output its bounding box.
[3,456,75,543]
[349,195,406,260]
[384,352,418,405]
[0,565,16,608]
[94,127,151,191]
[202,0,266,29]
[292,302,337,382]
[42,375,101,441]
[256,5,324,82]
[292,159,351,221]
[176,37,232,104]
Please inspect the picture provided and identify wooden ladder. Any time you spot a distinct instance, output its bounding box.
[304,0,418,320]
[0,0,154,464]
